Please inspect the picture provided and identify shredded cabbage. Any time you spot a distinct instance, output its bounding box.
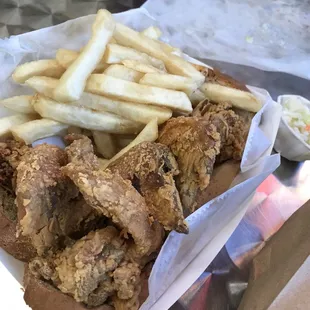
[283,97,310,145]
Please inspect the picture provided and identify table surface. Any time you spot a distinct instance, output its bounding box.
[1,1,310,309]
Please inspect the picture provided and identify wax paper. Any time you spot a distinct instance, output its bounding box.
[0,7,281,310]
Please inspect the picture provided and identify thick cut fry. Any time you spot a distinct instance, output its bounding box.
[55,49,109,73]
[0,95,35,114]
[189,88,205,106]
[92,131,117,159]
[115,134,135,149]
[53,10,115,102]
[12,59,65,84]
[113,23,204,82]
[122,60,165,74]
[86,74,192,113]
[103,43,165,70]
[25,76,57,97]
[104,119,158,168]
[11,119,69,144]
[139,73,198,95]
[26,76,172,124]
[98,158,110,169]
[104,64,144,82]
[32,95,142,134]
[141,26,162,40]
[0,114,38,139]
[200,83,262,113]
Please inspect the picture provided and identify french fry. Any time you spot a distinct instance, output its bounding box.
[115,134,135,149]
[200,83,262,113]
[53,10,115,102]
[189,88,206,106]
[92,131,117,159]
[104,64,144,82]
[141,26,162,40]
[11,119,69,145]
[139,73,198,95]
[26,76,172,124]
[56,49,109,73]
[113,23,204,82]
[103,43,165,70]
[104,118,158,168]
[86,74,192,113]
[12,59,65,84]
[32,95,143,134]
[122,60,165,74]
[0,95,36,114]
[25,76,57,98]
[0,114,38,139]
[98,158,110,169]
[67,126,82,135]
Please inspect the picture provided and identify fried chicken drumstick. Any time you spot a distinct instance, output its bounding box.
[108,142,188,233]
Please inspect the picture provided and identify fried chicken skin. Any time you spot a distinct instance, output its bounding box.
[193,99,253,162]
[158,117,221,213]
[0,140,30,190]
[30,226,126,306]
[15,144,79,255]
[108,142,188,234]
[62,134,156,256]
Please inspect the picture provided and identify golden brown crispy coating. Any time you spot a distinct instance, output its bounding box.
[108,142,188,233]
[158,117,221,214]
[16,144,79,255]
[0,140,30,190]
[193,99,253,162]
[24,265,114,310]
[62,134,156,256]
[0,186,36,261]
[29,226,126,307]
[113,261,141,300]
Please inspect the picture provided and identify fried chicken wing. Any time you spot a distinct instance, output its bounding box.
[62,134,156,256]
[158,117,221,213]
[30,226,126,306]
[193,99,253,162]
[16,144,79,255]
[108,142,188,233]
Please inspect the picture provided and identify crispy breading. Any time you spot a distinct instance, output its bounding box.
[30,226,126,306]
[193,99,253,162]
[62,134,156,256]
[113,261,141,300]
[0,186,36,261]
[16,144,79,255]
[158,117,221,213]
[0,140,30,190]
[108,142,188,233]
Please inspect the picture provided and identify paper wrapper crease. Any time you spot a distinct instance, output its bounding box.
[0,8,281,310]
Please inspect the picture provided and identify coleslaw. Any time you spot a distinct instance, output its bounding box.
[282,97,310,145]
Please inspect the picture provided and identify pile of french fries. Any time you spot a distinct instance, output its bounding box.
[0,9,262,167]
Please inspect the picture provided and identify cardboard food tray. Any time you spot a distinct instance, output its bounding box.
[0,7,282,310]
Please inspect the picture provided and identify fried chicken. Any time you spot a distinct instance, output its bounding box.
[30,226,126,307]
[193,99,253,162]
[0,140,30,190]
[158,117,221,214]
[108,142,188,233]
[15,144,79,255]
[0,186,36,261]
[62,134,157,256]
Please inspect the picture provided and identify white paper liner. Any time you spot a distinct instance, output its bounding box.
[0,7,281,310]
